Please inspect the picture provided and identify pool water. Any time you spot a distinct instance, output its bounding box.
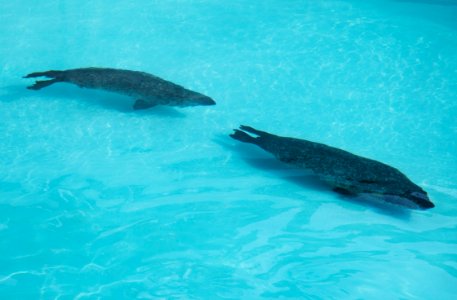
[1,0,456,299]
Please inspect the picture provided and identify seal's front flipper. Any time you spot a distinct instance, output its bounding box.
[133,99,156,110]
[332,187,355,196]
[27,79,60,90]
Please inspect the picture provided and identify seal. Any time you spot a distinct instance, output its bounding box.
[24,67,216,109]
[230,125,434,209]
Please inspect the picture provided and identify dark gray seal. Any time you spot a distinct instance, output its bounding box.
[24,67,216,109]
[230,125,434,210]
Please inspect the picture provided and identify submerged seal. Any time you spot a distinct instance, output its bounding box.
[230,125,434,210]
[24,67,216,109]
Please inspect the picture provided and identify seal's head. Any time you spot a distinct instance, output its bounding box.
[400,190,434,209]
[371,189,434,210]
[166,94,216,107]
[188,94,216,106]
[351,179,435,210]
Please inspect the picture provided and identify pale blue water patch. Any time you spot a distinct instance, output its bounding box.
[0,0,456,299]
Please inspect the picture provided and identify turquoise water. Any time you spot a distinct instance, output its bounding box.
[1,0,457,299]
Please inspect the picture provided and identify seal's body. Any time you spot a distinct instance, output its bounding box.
[230,125,434,209]
[24,67,215,109]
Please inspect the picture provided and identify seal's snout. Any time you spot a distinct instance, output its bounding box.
[194,96,216,106]
[204,97,216,105]
[409,191,435,209]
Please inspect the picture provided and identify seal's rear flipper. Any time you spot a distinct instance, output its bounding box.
[23,70,64,79]
[24,70,65,90]
[27,79,60,90]
[239,125,270,137]
[230,129,258,144]
[133,99,156,110]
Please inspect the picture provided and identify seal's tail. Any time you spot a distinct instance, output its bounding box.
[230,125,270,144]
[23,70,65,90]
